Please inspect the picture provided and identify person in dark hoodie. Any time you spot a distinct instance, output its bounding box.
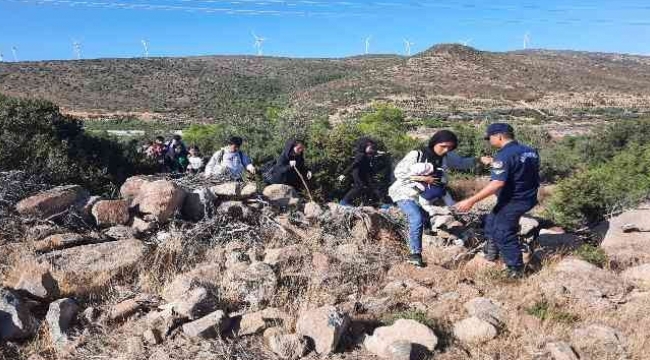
[268,139,312,188]
[339,137,386,206]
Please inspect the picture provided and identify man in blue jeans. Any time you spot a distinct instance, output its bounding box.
[455,123,540,278]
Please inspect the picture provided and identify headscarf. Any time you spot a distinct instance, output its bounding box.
[420,130,459,165]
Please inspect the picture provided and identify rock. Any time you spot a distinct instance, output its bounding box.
[26,225,61,242]
[120,175,156,201]
[181,310,229,338]
[264,245,308,268]
[210,182,257,199]
[621,264,650,289]
[464,297,506,328]
[422,244,466,268]
[601,204,650,269]
[81,195,102,219]
[236,308,291,336]
[222,262,277,310]
[143,329,162,345]
[15,185,88,219]
[381,280,437,301]
[431,215,455,230]
[107,298,142,323]
[131,217,155,233]
[538,258,627,309]
[263,184,300,207]
[132,180,186,223]
[33,233,96,253]
[453,316,498,344]
[0,288,39,341]
[46,298,79,349]
[39,239,145,295]
[162,263,221,303]
[181,188,216,221]
[386,340,412,360]
[546,341,579,360]
[144,308,182,339]
[296,305,350,355]
[304,201,323,219]
[266,332,309,360]
[519,216,540,237]
[104,225,137,240]
[463,253,501,273]
[82,307,100,323]
[571,324,627,359]
[173,287,214,320]
[217,201,251,220]
[364,319,438,358]
[12,265,59,300]
[92,200,130,227]
[351,209,385,240]
[126,336,145,357]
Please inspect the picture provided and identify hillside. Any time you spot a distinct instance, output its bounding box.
[2,44,650,123]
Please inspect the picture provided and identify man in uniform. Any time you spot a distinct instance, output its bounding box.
[454,123,540,278]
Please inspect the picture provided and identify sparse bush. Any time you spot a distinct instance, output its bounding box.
[382,309,436,329]
[573,244,609,268]
[526,300,580,324]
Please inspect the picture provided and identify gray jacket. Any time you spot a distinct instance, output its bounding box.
[388,150,476,202]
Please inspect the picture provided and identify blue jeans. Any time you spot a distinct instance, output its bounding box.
[397,200,429,254]
[484,200,536,269]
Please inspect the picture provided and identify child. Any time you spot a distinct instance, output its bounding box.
[187,145,204,175]
[409,162,456,221]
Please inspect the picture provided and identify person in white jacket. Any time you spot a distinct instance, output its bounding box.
[204,136,256,180]
[388,130,490,267]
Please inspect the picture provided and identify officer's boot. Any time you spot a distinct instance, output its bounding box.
[483,238,499,261]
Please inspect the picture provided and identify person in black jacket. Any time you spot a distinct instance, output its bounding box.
[339,137,386,206]
[268,139,312,188]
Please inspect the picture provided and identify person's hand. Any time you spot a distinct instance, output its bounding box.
[338,175,346,182]
[454,198,475,213]
[480,156,494,166]
[410,175,439,185]
[307,171,313,180]
[289,160,297,168]
[246,164,257,174]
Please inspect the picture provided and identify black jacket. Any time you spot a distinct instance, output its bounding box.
[269,140,308,186]
[346,137,377,187]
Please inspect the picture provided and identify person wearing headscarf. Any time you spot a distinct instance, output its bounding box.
[388,130,488,267]
[339,137,386,206]
[268,139,312,188]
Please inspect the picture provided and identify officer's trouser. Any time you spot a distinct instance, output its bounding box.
[484,200,536,269]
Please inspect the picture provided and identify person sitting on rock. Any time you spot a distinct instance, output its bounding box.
[186,145,204,175]
[339,137,388,207]
[267,139,312,189]
[204,136,256,180]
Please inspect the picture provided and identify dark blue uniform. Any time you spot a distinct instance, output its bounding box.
[485,140,540,269]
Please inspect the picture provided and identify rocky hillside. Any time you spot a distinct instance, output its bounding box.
[2,45,650,123]
[1,171,649,360]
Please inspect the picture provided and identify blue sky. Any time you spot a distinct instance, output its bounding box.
[1,0,650,61]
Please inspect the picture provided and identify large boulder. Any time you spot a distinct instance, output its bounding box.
[15,185,88,219]
[120,175,157,201]
[263,184,300,207]
[46,298,79,350]
[0,288,39,341]
[12,265,59,300]
[600,204,650,269]
[571,324,627,359]
[181,188,216,221]
[172,287,216,320]
[538,258,627,309]
[92,200,130,227]
[453,316,498,344]
[621,264,650,290]
[364,319,438,358]
[132,180,186,223]
[210,182,257,200]
[181,310,229,338]
[296,305,350,355]
[39,239,145,295]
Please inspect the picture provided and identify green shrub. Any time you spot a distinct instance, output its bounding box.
[526,300,580,324]
[382,309,436,329]
[573,244,609,268]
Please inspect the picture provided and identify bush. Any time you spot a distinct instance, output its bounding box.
[525,300,580,324]
[573,244,609,268]
[0,94,153,194]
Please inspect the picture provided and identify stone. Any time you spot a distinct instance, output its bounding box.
[120,175,157,201]
[173,287,214,320]
[364,319,438,358]
[538,258,627,309]
[571,324,627,359]
[519,216,540,237]
[107,298,142,323]
[266,333,309,360]
[0,288,39,341]
[263,184,300,207]
[453,316,498,344]
[296,305,350,355]
[46,298,79,349]
[33,233,96,253]
[26,225,61,242]
[104,225,137,240]
[82,307,100,323]
[463,253,501,273]
[144,308,182,339]
[81,196,102,220]
[131,217,155,233]
[181,310,229,338]
[181,188,216,221]
[132,180,186,223]
[621,264,650,289]
[16,185,88,219]
[92,200,130,227]
[217,201,251,220]
[236,308,290,336]
[143,329,162,345]
[12,265,59,300]
[464,297,506,328]
[601,204,650,269]
[222,262,277,310]
[423,244,466,268]
[162,263,221,303]
[39,239,145,295]
[126,336,145,357]
[546,341,579,360]
[210,182,257,199]
[264,245,308,268]
[304,201,323,219]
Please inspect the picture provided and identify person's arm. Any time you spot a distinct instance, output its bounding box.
[445,151,478,171]
[455,154,510,212]
[393,151,419,181]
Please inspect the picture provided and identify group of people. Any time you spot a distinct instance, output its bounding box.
[145,122,540,278]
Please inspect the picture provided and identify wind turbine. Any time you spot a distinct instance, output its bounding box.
[72,40,82,60]
[141,39,149,58]
[11,46,17,62]
[523,32,531,50]
[403,38,414,56]
[364,35,372,55]
[252,32,266,56]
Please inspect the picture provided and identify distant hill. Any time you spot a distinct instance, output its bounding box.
[2,44,650,123]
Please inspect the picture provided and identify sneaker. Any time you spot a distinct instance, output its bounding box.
[483,239,499,261]
[506,267,525,279]
[407,253,425,267]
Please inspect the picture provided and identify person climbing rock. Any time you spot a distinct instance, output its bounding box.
[339,137,388,207]
[267,139,312,189]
